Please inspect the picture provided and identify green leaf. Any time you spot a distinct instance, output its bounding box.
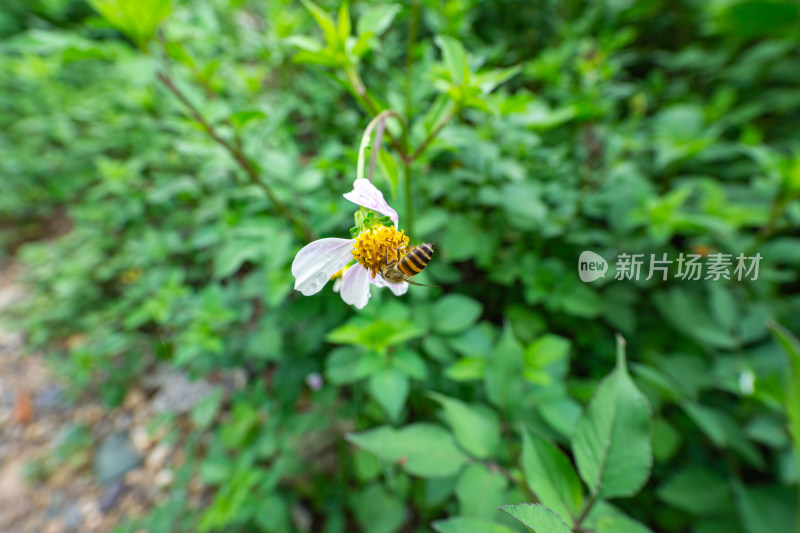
[253,495,290,532]
[213,239,263,279]
[301,0,339,48]
[538,397,582,439]
[429,392,501,459]
[88,0,171,48]
[657,467,732,515]
[591,507,653,533]
[474,65,522,93]
[455,464,508,519]
[682,402,765,468]
[571,336,652,498]
[768,320,800,473]
[708,284,737,332]
[352,484,406,533]
[525,334,571,367]
[652,418,682,463]
[421,94,456,135]
[284,34,323,52]
[392,349,428,379]
[245,320,283,361]
[485,326,525,412]
[292,48,339,67]
[432,294,483,334]
[501,182,548,231]
[434,35,469,85]
[326,319,423,353]
[368,367,409,422]
[426,477,458,507]
[744,416,789,449]
[682,402,727,447]
[433,517,518,533]
[521,431,583,523]
[190,389,223,429]
[654,288,736,349]
[499,503,573,533]
[445,357,487,381]
[524,334,571,384]
[347,424,469,478]
[357,4,401,37]
[716,0,800,39]
[220,403,260,449]
[325,347,382,384]
[448,323,496,358]
[733,481,796,533]
[337,2,351,43]
[229,110,266,130]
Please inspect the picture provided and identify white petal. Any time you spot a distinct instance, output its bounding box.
[372,274,409,296]
[340,264,372,309]
[292,238,355,296]
[343,179,399,226]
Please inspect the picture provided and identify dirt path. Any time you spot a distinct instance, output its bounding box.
[0,262,163,533]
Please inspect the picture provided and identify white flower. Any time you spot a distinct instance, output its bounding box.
[305,372,324,391]
[291,179,409,309]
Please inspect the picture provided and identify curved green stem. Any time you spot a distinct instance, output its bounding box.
[346,67,408,160]
[356,110,406,182]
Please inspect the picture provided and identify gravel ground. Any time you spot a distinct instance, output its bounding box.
[0,262,177,533]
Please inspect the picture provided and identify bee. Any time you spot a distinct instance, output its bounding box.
[380,243,436,287]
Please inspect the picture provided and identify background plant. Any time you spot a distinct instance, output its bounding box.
[2,0,800,532]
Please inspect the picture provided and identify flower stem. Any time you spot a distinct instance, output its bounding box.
[356,110,405,182]
[369,119,386,183]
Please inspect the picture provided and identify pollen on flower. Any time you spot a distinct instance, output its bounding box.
[352,225,409,278]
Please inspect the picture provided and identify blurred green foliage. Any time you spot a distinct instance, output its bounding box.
[2,0,800,532]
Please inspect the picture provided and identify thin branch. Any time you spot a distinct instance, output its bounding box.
[573,492,599,531]
[346,68,409,161]
[156,71,315,241]
[410,107,457,162]
[489,461,537,502]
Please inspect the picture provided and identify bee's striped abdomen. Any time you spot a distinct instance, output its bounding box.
[398,243,434,277]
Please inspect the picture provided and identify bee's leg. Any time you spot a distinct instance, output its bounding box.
[406,279,439,288]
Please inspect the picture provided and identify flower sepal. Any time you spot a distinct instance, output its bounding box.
[351,207,395,235]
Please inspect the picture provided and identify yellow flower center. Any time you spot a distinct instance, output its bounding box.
[352,225,409,278]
